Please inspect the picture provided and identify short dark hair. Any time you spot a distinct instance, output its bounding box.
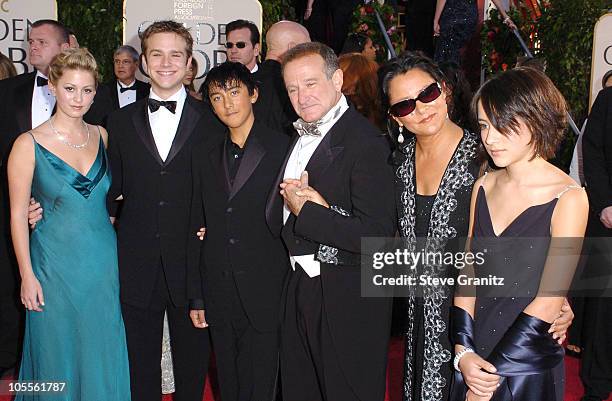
[472,66,568,160]
[31,20,69,44]
[141,20,193,59]
[202,61,257,100]
[341,33,369,54]
[282,41,339,79]
[226,19,260,46]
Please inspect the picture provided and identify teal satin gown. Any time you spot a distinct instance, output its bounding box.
[16,133,130,400]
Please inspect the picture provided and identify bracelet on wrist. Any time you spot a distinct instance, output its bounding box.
[453,347,475,372]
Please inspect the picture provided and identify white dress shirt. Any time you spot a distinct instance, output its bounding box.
[250,64,259,74]
[117,80,137,108]
[148,87,187,162]
[31,71,55,129]
[283,95,349,278]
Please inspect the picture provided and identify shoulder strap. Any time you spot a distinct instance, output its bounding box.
[481,171,488,187]
[556,184,582,199]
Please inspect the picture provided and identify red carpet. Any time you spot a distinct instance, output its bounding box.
[2,337,610,401]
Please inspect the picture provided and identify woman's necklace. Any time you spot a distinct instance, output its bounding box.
[49,117,90,149]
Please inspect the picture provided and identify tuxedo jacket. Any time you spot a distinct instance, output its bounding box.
[106,95,223,308]
[0,72,37,158]
[583,86,612,220]
[252,60,297,135]
[265,106,397,400]
[187,121,291,332]
[85,79,150,127]
[0,71,38,292]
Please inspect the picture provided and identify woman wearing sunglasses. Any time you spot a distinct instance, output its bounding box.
[381,51,480,401]
[380,53,573,401]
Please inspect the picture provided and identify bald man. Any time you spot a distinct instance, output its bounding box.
[253,21,310,135]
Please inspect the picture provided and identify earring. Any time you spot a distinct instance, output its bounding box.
[398,125,404,144]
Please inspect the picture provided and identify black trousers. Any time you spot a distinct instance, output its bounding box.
[121,268,210,401]
[580,217,612,400]
[209,277,279,401]
[0,247,22,371]
[280,267,357,401]
[0,290,22,371]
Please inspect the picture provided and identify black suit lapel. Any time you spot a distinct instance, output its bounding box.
[110,82,120,110]
[265,133,299,233]
[165,96,201,165]
[131,100,164,165]
[136,80,149,101]
[209,138,230,196]
[303,133,344,188]
[302,108,355,187]
[15,73,35,132]
[229,132,265,200]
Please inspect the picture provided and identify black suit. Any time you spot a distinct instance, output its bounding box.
[266,106,396,401]
[580,86,612,401]
[0,71,37,371]
[252,60,297,136]
[85,79,149,127]
[106,95,223,401]
[188,121,290,401]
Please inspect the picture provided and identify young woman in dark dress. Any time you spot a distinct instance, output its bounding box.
[451,67,589,401]
[380,53,575,401]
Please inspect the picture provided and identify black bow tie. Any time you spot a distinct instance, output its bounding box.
[36,76,48,87]
[119,86,136,93]
[148,98,177,114]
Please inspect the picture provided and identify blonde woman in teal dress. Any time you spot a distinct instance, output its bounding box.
[7,48,130,400]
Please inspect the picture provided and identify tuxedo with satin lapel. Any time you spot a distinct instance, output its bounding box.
[85,79,150,127]
[267,106,396,401]
[106,94,223,401]
[107,94,223,307]
[0,71,37,371]
[187,121,290,401]
[188,120,290,329]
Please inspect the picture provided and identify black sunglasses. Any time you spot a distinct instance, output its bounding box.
[389,82,442,118]
[225,41,247,49]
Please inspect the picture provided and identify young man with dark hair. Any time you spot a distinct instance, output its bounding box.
[188,61,290,401]
[225,19,260,73]
[0,18,69,378]
[105,20,221,401]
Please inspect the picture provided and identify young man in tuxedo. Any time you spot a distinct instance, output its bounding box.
[268,41,396,401]
[105,21,221,401]
[187,61,290,401]
[0,19,69,378]
[84,45,149,127]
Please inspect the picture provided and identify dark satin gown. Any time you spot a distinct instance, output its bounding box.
[453,185,566,401]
